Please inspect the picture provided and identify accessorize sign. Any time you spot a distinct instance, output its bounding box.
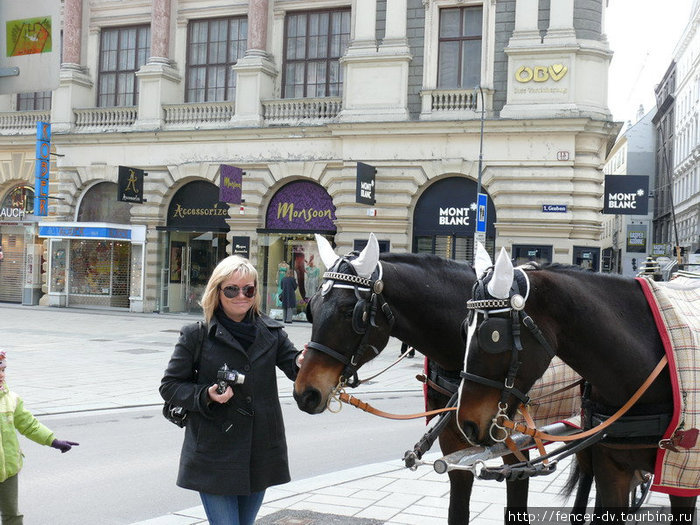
[603,175,649,215]
[167,180,230,230]
[219,165,243,204]
[117,165,145,203]
[265,181,336,231]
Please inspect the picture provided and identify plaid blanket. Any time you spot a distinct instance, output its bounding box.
[637,276,700,496]
[519,356,581,427]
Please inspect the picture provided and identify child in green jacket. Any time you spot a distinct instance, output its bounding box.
[0,351,78,524]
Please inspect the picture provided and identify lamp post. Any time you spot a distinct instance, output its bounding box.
[472,85,486,260]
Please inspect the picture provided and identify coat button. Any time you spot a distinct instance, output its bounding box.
[245,396,252,404]
[244,365,250,372]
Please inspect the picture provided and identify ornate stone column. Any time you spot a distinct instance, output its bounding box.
[51,0,92,132]
[232,0,277,126]
[135,0,181,130]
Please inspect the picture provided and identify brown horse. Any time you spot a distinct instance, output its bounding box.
[456,247,698,522]
[294,234,584,524]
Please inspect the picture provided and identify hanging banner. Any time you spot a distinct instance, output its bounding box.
[34,121,50,216]
[356,162,376,205]
[603,175,649,215]
[117,165,145,203]
[219,165,243,204]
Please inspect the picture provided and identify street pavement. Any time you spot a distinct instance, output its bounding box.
[0,303,675,524]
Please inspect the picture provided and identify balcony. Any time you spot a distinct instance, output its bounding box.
[0,110,51,135]
[74,106,138,131]
[163,101,235,129]
[420,88,490,120]
[263,97,342,126]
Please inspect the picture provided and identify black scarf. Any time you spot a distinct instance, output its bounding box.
[215,309,258,351]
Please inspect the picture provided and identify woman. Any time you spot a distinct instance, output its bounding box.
[160,255,302,525]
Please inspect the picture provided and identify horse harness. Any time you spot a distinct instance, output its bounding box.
[459,264,674,481]
[306,254,395,388]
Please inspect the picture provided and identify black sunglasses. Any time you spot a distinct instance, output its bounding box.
[220,285,256,299]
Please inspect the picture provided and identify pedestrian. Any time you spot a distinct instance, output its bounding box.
[400,341,415,358]
[0,351,78,524]
[280,268,297,324]
[160,254,304,525]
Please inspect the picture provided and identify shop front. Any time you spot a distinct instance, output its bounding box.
[257,180,336,319]
[412,177,496,260]
[39,222,146,310]
[0,185,42,305]
[158,180,229,314]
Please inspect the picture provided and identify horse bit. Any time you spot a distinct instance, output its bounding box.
[305,255,395,409]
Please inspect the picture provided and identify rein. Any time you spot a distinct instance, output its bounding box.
[338,391,457,420]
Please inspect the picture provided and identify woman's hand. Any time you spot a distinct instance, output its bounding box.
[295,344,309,368]
[208,384,233,404]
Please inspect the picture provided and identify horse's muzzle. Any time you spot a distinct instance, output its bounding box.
[293,387,325,414]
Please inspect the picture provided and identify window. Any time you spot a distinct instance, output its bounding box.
[98,25,150,107]
[437,6,482,89]
[283,9,350,98]
[186,17,248,102]
[17,91,51,111]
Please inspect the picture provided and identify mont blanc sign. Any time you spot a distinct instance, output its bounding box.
[603,175,649,215]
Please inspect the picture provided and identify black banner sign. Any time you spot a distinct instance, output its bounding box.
[118,165,145,203]
[603,175,649,215]
[356,162,376,205]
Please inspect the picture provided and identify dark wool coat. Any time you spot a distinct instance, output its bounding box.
[280,275,297,309]
[160,313,299,496]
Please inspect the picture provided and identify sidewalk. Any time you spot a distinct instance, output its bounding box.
[0,304,674,524]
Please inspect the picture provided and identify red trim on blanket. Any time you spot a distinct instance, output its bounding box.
[635,278,685,495]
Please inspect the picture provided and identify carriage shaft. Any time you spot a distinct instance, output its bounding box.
[433,422,578,474]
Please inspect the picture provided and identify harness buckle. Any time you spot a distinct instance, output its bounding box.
[504,377,515,389]
[489,402,510,443]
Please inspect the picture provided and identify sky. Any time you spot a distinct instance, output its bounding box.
[605,0,694,125]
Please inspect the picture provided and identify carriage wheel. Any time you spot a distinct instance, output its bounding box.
[630,471,652,511]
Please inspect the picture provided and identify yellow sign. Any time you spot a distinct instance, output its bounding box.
[515,64,568,83]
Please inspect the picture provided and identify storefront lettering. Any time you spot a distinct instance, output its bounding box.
[223,178,242,190]
[607,192,639,209]
[438,207,471,226]
[515,64,568,83]
[171,203,229,218]
[277,202,332,223]
[0,207,26,219]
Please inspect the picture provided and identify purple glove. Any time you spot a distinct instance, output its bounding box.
[51,439,79,453]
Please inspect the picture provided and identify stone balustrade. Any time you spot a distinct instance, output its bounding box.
[163,101,235,127]
[262,97,342,125]
[0,110,51,134]
[74,106,138,130]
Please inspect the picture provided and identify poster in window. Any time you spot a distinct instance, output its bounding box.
[170,242,184,283]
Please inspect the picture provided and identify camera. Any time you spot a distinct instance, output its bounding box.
[216,364,245,394]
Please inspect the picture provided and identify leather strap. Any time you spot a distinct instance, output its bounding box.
[339,392,457,420]
[503,355,668,442]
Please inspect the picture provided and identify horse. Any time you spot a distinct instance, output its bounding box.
[455,246,698,522]
[293,234,584,524]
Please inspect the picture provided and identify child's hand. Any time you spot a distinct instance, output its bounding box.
[51,439,79,453]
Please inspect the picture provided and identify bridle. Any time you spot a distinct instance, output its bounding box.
[306,254,395,388]
[460,263,557,443]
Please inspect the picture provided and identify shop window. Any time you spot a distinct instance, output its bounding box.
[97,25,150,107]
[186,17,248,103]
[437,6,482,89]
[68,240,130,298]
[282,8,350,98]
[77,182,132,223]
[17,91,51,111]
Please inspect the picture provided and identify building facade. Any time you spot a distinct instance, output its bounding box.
[672,2,700,260]
[601,109,656,277]
[0,0,617,314]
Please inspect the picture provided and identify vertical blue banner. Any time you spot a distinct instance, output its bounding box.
[34,121,51,216]
[476,192,488,233]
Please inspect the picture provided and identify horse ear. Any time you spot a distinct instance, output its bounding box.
[474,241,492,278]
[315,234,339,269]
[351,233,379,278]
[487,247,513,299]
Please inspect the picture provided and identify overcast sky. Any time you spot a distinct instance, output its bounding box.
[605,0,694,125]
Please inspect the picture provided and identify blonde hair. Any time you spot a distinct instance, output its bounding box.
[200,255,261,323]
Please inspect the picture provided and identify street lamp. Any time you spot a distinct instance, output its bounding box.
[472,85,486,260]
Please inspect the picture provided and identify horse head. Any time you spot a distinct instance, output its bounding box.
[457,246,555,445]
[294,233,395,414]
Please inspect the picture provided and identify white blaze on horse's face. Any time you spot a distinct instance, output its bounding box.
[315,234,339,269]
[488,247,513,299]
[474,241,492,279]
